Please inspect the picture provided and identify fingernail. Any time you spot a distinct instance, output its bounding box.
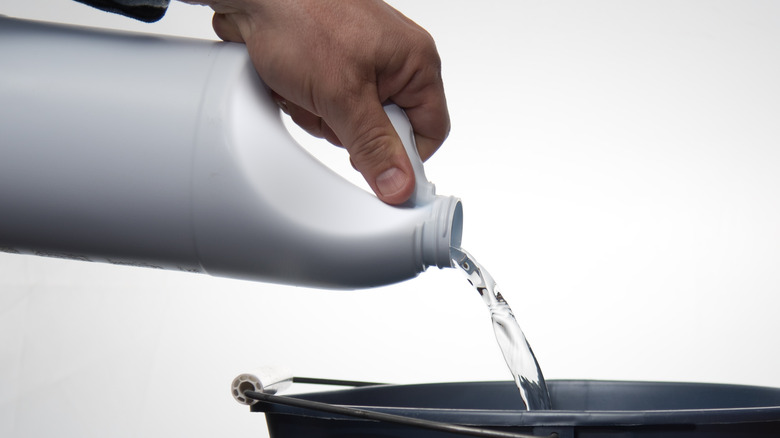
[376,167,409,198]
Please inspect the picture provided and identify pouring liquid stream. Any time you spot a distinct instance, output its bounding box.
[451,247,552,410]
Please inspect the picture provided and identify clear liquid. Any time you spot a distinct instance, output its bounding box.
[451,247,552,410]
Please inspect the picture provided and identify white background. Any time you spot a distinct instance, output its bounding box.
[2,1,780,437]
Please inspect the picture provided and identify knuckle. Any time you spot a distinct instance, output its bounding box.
[346,125,397,170]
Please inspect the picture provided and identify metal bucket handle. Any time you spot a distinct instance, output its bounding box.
[243,377,557,438]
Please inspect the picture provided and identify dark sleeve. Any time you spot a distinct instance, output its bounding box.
[73,0,171,23]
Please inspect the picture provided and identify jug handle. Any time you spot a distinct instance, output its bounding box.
[384,104,437,207]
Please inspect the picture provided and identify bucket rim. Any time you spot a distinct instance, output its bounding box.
[252,379,780,427]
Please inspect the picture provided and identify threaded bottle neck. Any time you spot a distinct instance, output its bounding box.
[420,196,463,269]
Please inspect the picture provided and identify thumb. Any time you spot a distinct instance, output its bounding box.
[330,102,416,205]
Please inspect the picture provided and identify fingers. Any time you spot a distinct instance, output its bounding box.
[277,91,415,205]
[275,89,419,205]
[383,42,450,163]
[272,93,341,146]
[400,95,450,162]
[325,96,416,205]
[212,13,244,43]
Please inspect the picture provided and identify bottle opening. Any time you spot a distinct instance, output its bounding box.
[450,200,463,250]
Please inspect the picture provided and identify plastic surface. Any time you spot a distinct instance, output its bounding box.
[0,16,462,289]
[385,104,436,207]
[251,380,780,438]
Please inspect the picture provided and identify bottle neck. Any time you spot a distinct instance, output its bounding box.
[419,195,463,269]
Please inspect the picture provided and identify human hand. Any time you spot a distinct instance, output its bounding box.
[180,0,450,205]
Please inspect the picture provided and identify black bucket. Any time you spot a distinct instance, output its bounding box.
[249,379,780,438]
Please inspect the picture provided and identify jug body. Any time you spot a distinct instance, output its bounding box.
[0,17,462,289]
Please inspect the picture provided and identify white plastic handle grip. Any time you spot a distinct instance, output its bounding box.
[384,104,437,207]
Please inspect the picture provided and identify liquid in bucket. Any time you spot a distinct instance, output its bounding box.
[450,247,551,410]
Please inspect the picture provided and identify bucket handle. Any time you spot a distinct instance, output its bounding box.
[243,378,557,438]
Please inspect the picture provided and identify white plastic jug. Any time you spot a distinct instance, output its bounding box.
[0,16,462,289]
